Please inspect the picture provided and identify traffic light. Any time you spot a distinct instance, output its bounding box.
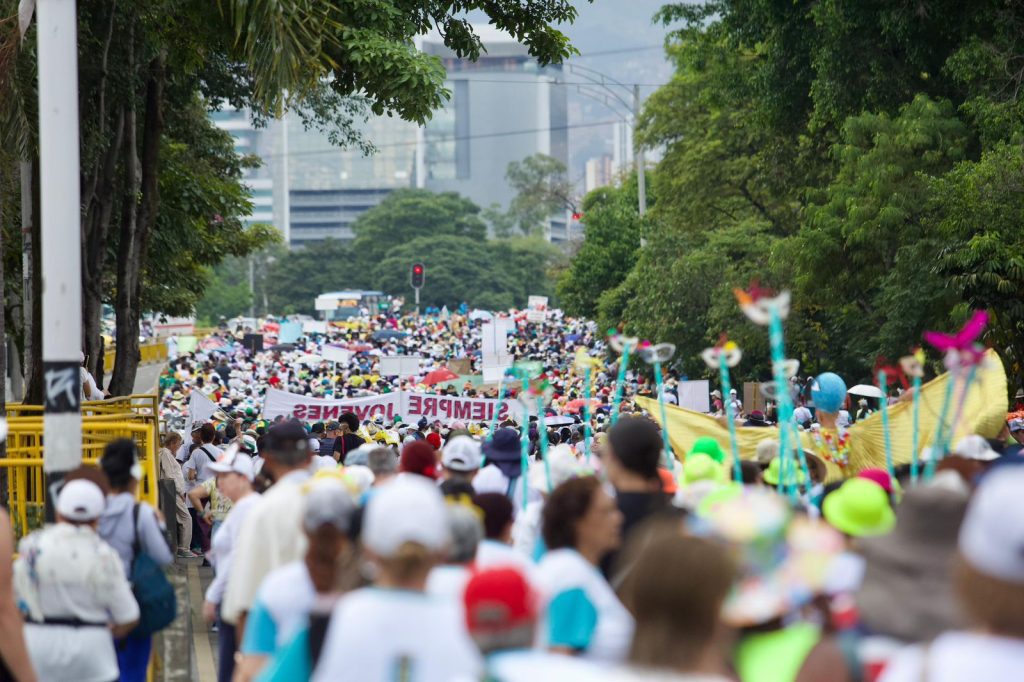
[410,263,425,289]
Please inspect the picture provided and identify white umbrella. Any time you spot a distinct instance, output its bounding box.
[295,354,324,366]
[847,384,884,399]
[469,309,493,321]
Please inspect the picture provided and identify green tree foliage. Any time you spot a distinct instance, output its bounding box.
[351,189,487,268]
[486,154,576,237]
[556,179,641,319]
[558,0,1024,389]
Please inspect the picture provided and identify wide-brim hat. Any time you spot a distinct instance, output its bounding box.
[822,478,896,538]
[482,428,521,463]
[855,483,969,640]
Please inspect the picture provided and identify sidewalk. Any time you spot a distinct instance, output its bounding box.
[156,557,218,681]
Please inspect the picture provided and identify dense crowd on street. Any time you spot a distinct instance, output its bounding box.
[1,308,1023,682]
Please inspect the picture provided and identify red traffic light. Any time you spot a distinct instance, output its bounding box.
[411,263,425,289]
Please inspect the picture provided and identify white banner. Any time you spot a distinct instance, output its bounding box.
[262,388,522,424]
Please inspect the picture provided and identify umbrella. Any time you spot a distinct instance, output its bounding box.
[545,415,575,427]
[372,330,409,341]
[469,310,493,321]
[848,384,884,399]
[268,343,296,351]
[422,367,459,386]
[295,354,324,366]
[564,398,601,414]
[345,343,374,353]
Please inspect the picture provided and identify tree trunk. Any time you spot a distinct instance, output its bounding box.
[81,3,122,388]
[22,158,42,405]
[109,53,164,396]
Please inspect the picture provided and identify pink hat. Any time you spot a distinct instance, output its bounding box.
[858,468,894,494]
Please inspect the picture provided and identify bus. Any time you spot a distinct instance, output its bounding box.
[315,290,393,321]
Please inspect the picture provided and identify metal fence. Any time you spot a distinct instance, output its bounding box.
[4,394,161,537]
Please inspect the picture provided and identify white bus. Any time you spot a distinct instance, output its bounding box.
[315,290,392,321]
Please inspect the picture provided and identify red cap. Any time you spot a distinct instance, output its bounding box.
[658,467,679,495]
[464,567,536,634]
[857,467,893,493]
[400,440,438,480]
[426,432,443,450]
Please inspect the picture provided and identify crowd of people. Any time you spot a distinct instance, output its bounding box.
[2,308,1023,681]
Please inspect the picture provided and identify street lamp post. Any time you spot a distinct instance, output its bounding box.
[562,64,648,233]
[37,0,84,513]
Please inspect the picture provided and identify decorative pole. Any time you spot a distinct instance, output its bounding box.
[701,338,742,481]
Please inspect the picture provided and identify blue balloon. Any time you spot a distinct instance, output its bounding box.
[812,372,847,413]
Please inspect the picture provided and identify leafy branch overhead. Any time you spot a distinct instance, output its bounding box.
[220,0,590,121]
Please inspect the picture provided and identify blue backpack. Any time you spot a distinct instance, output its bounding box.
[130,504,177,636]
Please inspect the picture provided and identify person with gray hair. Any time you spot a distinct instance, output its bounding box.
[367,447,398,486]
[221,422,313,640]
[426,504,484,608]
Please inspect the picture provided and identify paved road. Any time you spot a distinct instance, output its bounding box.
[133,362,166,395]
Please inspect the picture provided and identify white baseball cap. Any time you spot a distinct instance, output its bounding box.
[442,436,482,473]
[208,445,256,481]
[953,435,1000,462]
[529,444,584,493]
[959,465,1024,583]
[362,476,450,557]
[302,479,357,534]
[57,479,106,522]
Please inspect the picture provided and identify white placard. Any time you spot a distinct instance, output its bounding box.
[526,296,549,323]
[322,345,353,365]
[302,320,328,335]
[379,355,423,376]
[676,380,711,413]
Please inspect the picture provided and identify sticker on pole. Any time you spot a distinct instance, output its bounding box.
[43,361,81,413]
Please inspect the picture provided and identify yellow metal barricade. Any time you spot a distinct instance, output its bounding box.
[2,396,161,538]
[104,340,169,374]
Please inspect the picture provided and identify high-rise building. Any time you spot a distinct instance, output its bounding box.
[584,155,615,194]
[210,108,279,232]
[212,26,572,247]
[416,27,571,241]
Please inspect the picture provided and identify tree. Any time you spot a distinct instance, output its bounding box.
[786,95,970,369]
[931,143,1024,390]
[373,235,561,310]
[486,154,576,237]
[351,189,487,269]
[556,179,641,319]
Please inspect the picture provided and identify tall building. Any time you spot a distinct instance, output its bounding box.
[584,155,615,194]
[210,108,279,233]
[213,26,572,247]
[416,27,571,241]
[285,114,418,247]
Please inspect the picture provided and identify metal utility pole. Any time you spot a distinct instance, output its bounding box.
[563,65,648,243]
[249,257,256,318]
[37,0,83,507]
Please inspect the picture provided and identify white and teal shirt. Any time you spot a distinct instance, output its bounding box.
[311,587,482,682]
[241,561,315,656]
[535,548,635,663]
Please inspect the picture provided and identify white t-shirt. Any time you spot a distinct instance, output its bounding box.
[426,564,471,606]
[313,587,482,682]
[188,443,223,485]
[476,538,537,578]
[473,464,541,515]
[484,649,606,681]
[535,548,635,663]
[14,524,139,682]
[880,631,1024,682]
